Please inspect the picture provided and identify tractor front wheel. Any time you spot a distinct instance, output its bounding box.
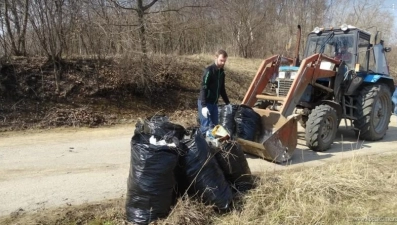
[305,105,338,151]
[353,84,392,140]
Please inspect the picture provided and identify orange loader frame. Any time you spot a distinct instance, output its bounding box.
[237,54,341,162]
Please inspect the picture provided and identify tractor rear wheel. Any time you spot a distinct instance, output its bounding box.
[353,84,392,140]
[305,105,338,151]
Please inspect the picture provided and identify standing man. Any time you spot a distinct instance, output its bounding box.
[198,49,230,135]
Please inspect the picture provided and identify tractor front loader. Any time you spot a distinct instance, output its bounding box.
[237,24,395,163]
[237,54,341,163]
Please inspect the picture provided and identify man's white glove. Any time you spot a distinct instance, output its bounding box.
[201,107,210,118]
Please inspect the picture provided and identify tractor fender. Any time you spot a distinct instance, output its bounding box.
[346,75,395,96]
[363,75,395,93]
[314,100,343,120]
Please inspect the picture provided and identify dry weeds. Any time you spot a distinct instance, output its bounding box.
[0,54,259,131]
[215,154,397,225]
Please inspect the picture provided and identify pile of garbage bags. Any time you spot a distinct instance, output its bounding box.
[126,112,255,225]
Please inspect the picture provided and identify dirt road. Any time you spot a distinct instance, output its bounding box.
[1,116,397,217]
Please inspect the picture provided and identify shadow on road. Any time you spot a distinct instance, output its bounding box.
[246,116,397,167]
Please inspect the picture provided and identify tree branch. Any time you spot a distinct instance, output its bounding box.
[108,0,138,12]
[103,23,140,27]
[109,0,208,15]
[145,4,210,14]
[142,0,159,11]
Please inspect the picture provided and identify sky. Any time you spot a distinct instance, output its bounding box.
[383,0,397,24]
[381,0,397,43]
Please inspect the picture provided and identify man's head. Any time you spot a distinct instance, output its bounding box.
[215,49,228,69]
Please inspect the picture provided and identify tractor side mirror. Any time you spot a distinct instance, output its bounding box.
[384,47,392,52]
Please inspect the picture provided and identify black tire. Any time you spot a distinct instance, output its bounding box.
[305,105,338,151]
[353,84,392,141]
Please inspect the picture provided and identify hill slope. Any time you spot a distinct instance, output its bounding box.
[0,55,263,131]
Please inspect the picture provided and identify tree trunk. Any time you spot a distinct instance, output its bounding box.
[20,0,29,56]
[137,0,149,75]
[4,0,20,56]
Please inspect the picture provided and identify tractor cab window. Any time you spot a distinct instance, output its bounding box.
[305,33,355,69]
[358,37,370,72]
[333,36,354,66]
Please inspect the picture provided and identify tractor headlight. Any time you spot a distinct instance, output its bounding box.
[340,24,356,31]
[313,27,323,34]
[340,24,349,31]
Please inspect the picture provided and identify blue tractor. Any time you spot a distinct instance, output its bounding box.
[243,24,395,154]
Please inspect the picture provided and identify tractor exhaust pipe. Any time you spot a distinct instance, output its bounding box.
[293,25,301,67]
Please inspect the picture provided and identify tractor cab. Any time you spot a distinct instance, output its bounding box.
[304,24,391,76]
[304,26,357,70]
[273,24,394,101]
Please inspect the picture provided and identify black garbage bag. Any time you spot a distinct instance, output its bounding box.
[218,105,223,125]
[178,132,233,211]
[125,132,180,225]
[173,144,189,199]
[218,104,239,136]
[135,115,186,141]
[215,141,255,192]
[157,121,187,141]
[234,105,261,141]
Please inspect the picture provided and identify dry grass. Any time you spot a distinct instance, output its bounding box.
[162,153,397,225]
[0,198,126,225]
[4,153,396,225]
[179,54,263,103]
[215,154,397,225]
[160,198,215,225]
[183,54,263,76]
[0,53,262,131]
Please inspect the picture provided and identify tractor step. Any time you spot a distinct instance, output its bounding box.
[256,94,285,101]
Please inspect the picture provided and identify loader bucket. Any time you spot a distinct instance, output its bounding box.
[237,108,300,163]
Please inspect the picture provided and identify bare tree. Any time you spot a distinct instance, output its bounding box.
[0,0,394,62]
[0,3,8,56]
[215,0,266,58]
[108,0,160,96]
[326,0,393,37]
[110,1,158,59]
[3,0,29,56]
[29,0,77,93]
